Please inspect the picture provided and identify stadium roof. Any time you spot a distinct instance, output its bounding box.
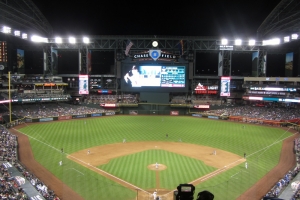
[257,0,300,39]
[0,0,52,36]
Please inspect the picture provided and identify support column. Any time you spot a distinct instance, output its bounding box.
[258,50,267,77]
[218,50,232,76]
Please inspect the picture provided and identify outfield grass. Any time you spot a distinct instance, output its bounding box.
[18,115,292,200]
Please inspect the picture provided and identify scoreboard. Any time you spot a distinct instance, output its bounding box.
[122,64,188,92]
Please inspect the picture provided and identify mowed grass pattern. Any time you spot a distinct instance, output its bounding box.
[18,115,292,200]
[99,149,216,189]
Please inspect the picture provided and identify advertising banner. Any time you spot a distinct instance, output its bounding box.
[25,118,32,123]
[91,113,103,117]
[194,105,210,109]
[220,77,230,97]
[72,114,87,119]
[79,75,89,94]
[129,110,138,115]
[192,114,202,118]
[208,116,219,119]
[105,112,115,116]
[170,111,179,116]
[39,118,53,122]
[58,116,72,120]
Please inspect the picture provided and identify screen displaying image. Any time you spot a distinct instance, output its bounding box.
[122,65,186,91]
[79,75,89,94]
[220,76,230,96]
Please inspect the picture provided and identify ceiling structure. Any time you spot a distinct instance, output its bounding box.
[0,0,52,36]
[257,0,300,39]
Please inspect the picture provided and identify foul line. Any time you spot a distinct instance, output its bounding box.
[67,168,84,176]
[14,128,151,195]
[67,154,150,195]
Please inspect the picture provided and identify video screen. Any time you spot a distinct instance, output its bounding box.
[181,186,191,192]
[79,75,89,94]
[220,76,230,97]
[122,64,187,92]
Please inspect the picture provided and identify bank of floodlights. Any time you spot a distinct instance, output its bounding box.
[14,30,21,37]
[248,39,256,46]
[291,34,298,40]
[55,37,62,43]
[262,38,280,46]
[1,26,11,34]
[21,33,27,39]
[235,39,242,45]
[221,39,228,45]
[284,36,290,43]
[31,35,48,43]
[83,37,90,44]
[69,37,76,44]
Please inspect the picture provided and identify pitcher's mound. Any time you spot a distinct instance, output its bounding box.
[147,164,167,171]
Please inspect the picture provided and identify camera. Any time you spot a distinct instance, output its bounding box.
[174,184,214,200]
[175,184,195,200]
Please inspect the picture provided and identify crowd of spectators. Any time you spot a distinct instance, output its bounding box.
[263,137,300,200]
[264,171,293,198]
[209,105,300,121]
[0,126,59,199]
[3,103,107,119]
[85,94,137,104]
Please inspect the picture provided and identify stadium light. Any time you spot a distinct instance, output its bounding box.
[1,26,11,34]
[291,34,298,40]
[14,30,21,37]
[31,35,48,43]
[22,33,27,39]
[248,39,255,46]
[55,37,62,43]
[284,36,290,43]
[235,39,242,45]
[83,37,90,44]
[69,37,76,44]
[262,38,280,46]
[221,39,228,45]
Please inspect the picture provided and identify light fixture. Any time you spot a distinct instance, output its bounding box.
[55,37,62,43]
[152,41,158,47]
[284,36,290,43]
[221,39,228,45]
[291,34,298,40]
[248,39,255,46]
[69,37,76,44]
[83,37,90,43]
[22,33,27,39]
[235,39,242,45]
[31,35,48,43]
[14,30,20,37]
[262,38,280,46]
[1,26,11,34]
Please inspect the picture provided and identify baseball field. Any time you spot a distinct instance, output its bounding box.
[12,115,296,200]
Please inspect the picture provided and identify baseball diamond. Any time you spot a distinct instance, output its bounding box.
[9,115,297,200]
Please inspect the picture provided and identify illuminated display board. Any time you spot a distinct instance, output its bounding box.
[0,41,7,62]
[249,86,296,92]
[220,77,230,96]
[122,64,187,92]
[79,75,89,94]
[194,83,218,94]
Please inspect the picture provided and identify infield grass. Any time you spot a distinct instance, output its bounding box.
[18,115,292,200]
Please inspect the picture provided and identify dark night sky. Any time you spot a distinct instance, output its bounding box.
[30,0,287,76]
